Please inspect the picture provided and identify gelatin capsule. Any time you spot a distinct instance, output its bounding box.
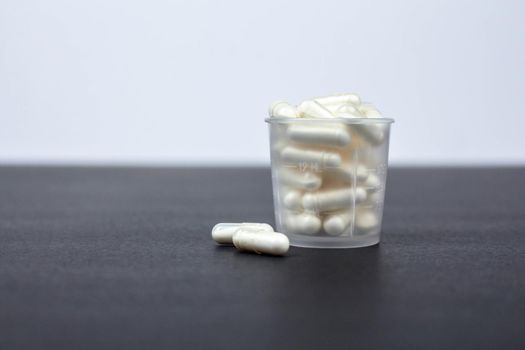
[297,100,335,118]
[233,228,289,256]
[269,101,299,118]
[287,124,351,147]
[283,189,303,210]
[284,212,322,235]
[212,222,273,244]
[323,211,353,236]
[355,210,379,232]
[302,187,367,213]
[314,93,361,107]
[358,104,382,118]
[364,173,381,192]
[335,104,362,118]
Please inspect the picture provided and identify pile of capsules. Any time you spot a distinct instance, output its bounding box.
[211,93,388,256]
[268,93,387,238]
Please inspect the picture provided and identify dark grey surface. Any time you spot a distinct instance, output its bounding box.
[1,166,524,349]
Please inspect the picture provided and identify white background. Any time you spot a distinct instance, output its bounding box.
[1,0,524,165]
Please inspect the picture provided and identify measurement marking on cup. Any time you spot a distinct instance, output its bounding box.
[283,162,332,173]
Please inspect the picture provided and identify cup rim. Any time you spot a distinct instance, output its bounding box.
[265,117,395,124]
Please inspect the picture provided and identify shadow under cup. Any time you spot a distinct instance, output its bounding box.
[265,117,394,248]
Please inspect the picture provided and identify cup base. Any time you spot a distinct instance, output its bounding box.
[288,232,380,249]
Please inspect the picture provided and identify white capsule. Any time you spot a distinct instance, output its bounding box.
[297,100,335,118]
[281,146,342,169]
[314,93,361,109]
[324,164,369,183]
[358,104,382,118]
[212,222,273,244]
[334,104,363,118]
[279,168,322,191]
[287,124,351,147]
[269,101,299,118]
[303,187,367,213]
[283,189,303,210]
[323,211,353,236]
[364,173,381,192]
[284,212,322,235]
[233,228,289,256]
[355,210,379,232]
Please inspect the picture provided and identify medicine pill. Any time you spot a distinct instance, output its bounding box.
[358,104,382,118]
[355,210,379,232]
[287,124,351,146]
[314,93,361,108]
[280,168,322,190]
[269,101,299,118]
[334,104,362,118]
[233,228,289,256]
[364,173,381,192]
[323,211,353,236]
[297,100,335,118]
[283,189,303,210]
[302,187,367,212]
[285,212,322,235]
[281,146,342,168]
[212,222,273,244]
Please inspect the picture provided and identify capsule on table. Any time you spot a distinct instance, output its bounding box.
[212,222,273,244]
[284,212,322,235]
[302,187,367,213]
[269,101,299,118]
[297,100,335,118]
[279,168,322,191]
[323,211,353,236]
[281,146,342,169]
[233,228,289,256]
[287,123,351,147]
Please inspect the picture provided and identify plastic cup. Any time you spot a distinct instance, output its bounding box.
[265,117,394,248]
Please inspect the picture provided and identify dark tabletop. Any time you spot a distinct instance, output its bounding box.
[1,166,524,349]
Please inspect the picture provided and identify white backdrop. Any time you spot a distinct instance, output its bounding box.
[1,0,524,165]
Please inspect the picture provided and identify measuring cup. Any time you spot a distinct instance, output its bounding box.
[265,117,394,248]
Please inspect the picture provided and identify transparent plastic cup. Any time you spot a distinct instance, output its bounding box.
[265,117,394,248]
